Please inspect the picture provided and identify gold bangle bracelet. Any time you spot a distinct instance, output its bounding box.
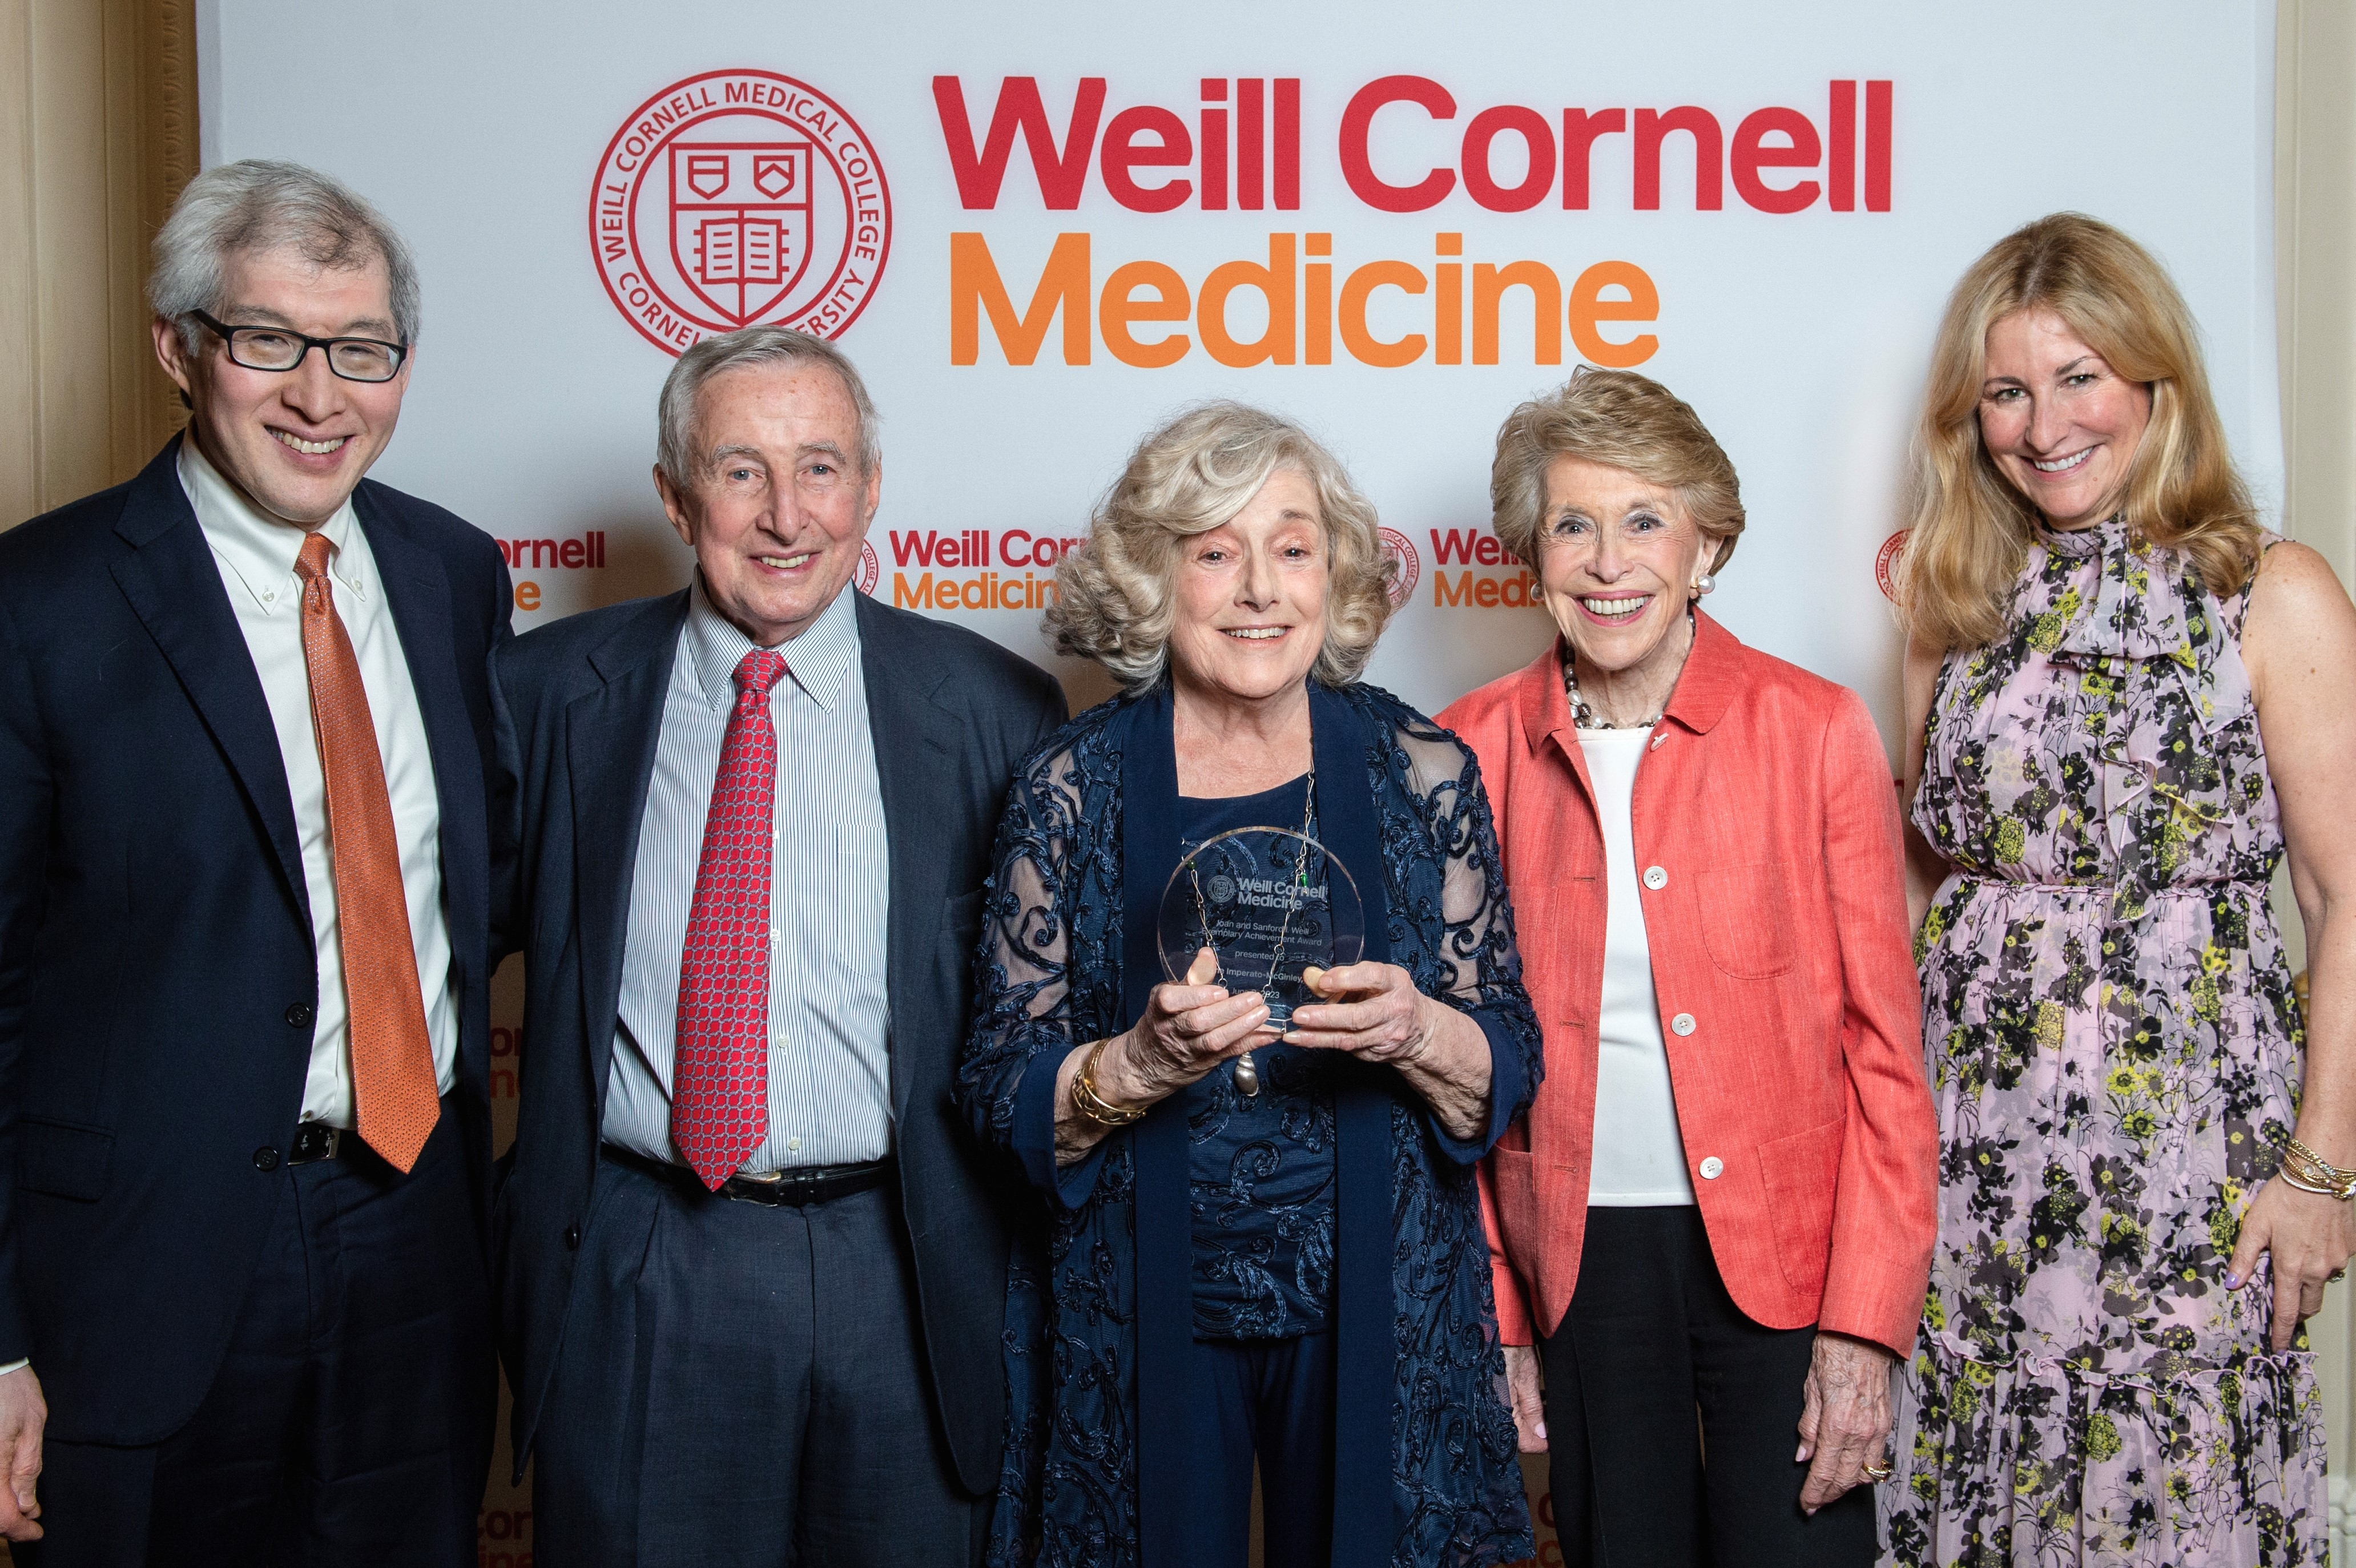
[2277,1136,2356,1199]
[1070,1038,1146,1129]
[2277,1165,2346,1198]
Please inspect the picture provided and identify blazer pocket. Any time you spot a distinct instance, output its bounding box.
[1758,1116,1844,1298]
[19,1118,115,1203]
[1696,862,1799,978]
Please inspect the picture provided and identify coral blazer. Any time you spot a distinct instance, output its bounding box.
[1439,612,1937,1356]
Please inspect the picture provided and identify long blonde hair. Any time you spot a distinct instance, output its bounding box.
[1896,212,2260,651]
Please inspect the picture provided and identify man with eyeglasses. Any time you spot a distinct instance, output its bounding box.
[0,160,508,1564]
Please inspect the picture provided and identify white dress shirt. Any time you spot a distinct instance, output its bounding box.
[602,578,894,1172]
[179,438,460,1127]
[1578,727,1695,1205]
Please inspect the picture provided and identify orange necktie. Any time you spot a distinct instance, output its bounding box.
[294,531,439,1173]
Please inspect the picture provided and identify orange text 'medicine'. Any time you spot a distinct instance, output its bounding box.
[952,231,1657,370]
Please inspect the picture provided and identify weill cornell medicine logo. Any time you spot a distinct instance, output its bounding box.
[591,70,894,356]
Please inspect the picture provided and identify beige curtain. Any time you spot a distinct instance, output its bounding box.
[0,0,194,527]
[2276,2,2356,1548]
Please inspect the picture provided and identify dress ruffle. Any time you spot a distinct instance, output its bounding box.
[1887,1333,2325,1566]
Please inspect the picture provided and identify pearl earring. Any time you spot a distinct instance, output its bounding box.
[1694,573,1715,596]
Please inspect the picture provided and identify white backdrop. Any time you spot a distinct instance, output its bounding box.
[199,0,2280,751]
[198,3,2282,1559]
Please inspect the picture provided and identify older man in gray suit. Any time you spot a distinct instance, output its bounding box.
[488,325,1065,1565]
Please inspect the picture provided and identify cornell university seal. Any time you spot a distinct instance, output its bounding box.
[591,69,893,356]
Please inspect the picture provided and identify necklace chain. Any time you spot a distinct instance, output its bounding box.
[1183,763,1317,1099]
[1184,763,1318,998]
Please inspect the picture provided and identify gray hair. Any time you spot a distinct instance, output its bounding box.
[149,159,421,352]
[656,327,881,491]
[1046,401,1394,692]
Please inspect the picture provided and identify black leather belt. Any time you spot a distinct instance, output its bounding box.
[600,1143,890,1208]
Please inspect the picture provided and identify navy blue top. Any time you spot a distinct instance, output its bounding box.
[1178,777,1336,1340]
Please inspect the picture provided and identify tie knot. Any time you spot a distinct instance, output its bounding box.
[293,530,335,583]
[734,648,788,698]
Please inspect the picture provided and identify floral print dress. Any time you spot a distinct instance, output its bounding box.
[1882,518,2325,1566]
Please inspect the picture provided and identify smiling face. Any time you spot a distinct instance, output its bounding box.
[655,360,881,647]
[1978,308,2153,530]
[152,246,410,527]
[1166,466,1330,706]
[1535,454,1713,676]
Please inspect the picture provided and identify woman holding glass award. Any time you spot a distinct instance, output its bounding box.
[957,402,1543,1568]
[1439,369,1938,1566]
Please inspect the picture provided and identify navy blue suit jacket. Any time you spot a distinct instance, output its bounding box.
[0,438,512,1444]
[486,585,1065,1493]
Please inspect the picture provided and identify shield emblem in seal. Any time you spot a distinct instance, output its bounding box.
[667,142,816,327]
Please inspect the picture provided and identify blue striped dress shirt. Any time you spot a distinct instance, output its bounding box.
[602,577,893,1171]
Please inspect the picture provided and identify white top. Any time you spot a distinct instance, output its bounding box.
[179,438,460,1128]
[1577,727,1695,1206]
[601,578,894,1172]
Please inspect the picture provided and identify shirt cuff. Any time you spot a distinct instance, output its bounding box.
[1013,1043,1115,1210]
[0,1360,29,1378]
[1423,1008,1525,1166]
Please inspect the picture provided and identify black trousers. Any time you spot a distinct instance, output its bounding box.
[533,1151,985,1568]
[22,1109,494,1568]
[1539,1207,1876,1568]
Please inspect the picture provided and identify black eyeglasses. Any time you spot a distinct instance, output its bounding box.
[187,310,409,384]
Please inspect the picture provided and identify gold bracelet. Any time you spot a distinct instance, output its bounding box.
[1070,1038,1146,1128]
[2278,1136,2356,1200]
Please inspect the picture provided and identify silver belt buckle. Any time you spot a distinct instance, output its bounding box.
[289,1123,344,1164]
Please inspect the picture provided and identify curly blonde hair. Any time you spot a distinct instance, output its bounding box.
[1047,402,1395,691]
[1489,368,1745,572]
[1896,212,2260,651]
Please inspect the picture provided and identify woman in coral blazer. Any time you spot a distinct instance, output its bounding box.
[1438,369,1938,1568]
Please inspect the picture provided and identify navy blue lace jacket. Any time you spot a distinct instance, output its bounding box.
[957,680,1542,1568]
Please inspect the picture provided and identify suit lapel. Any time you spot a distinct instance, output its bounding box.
[570,591,688,1115]
[357,495,485,990]
[855,592,960,1120]
[107,440,310,928]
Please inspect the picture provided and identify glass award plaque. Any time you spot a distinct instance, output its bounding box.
[1158,827,1364,1095]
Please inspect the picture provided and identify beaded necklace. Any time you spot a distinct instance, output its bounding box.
[1564,607,1695,729]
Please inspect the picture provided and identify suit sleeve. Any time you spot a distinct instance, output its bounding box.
[0,595,50,1361]
[486,644,525,973]
[1815,690,1939,1357]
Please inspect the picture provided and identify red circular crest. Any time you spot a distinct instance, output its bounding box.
[1379,527,1420,608]
[857,539,880,595]
[1874,529,1910,602]
[590,70,894,356]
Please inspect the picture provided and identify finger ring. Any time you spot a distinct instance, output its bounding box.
[1861,1461,1894,1482]
[2331,1269,2347,1283]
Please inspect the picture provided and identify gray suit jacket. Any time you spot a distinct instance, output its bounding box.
[486,583,1065,1490]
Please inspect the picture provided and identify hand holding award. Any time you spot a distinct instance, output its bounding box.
[1157,825,1365,1095]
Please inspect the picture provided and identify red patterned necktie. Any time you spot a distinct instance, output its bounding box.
[293,532,440,1174]
[671,647,788,1188]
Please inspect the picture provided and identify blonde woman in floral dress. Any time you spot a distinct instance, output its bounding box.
[1884,212,2356,1566]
